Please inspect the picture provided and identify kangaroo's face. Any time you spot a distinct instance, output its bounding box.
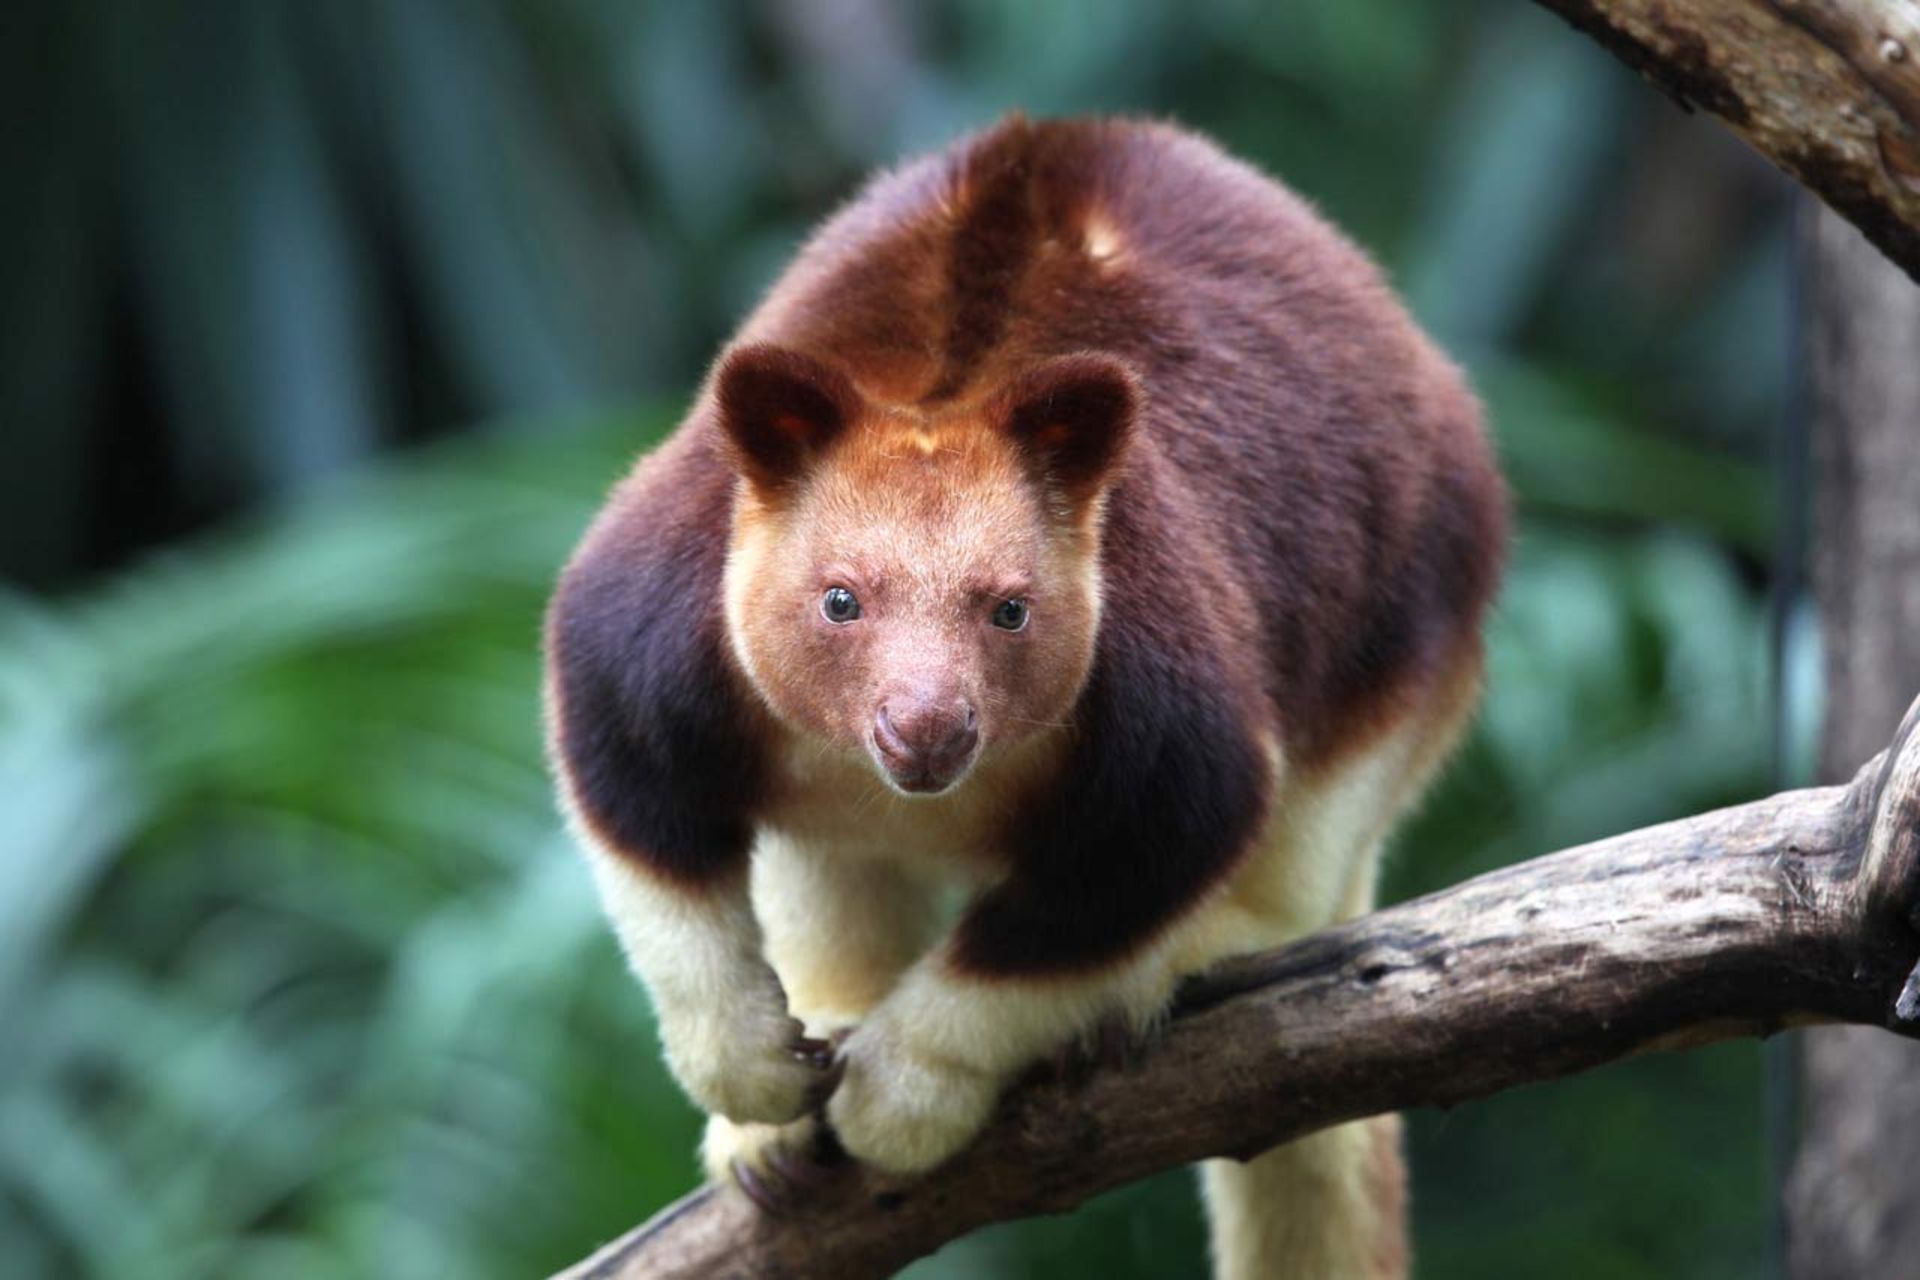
[716,346,1134,795]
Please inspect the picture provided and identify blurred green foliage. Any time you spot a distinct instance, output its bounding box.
[1,1,1792,1277]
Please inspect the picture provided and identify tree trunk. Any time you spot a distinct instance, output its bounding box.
[1785,202,1920,1278]
[1529,0,1920,283]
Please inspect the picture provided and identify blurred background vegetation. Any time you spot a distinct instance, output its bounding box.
[1,1,1805,1276]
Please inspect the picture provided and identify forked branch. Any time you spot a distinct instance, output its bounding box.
[555,693,1920,1280]
[1528,0,1920,280]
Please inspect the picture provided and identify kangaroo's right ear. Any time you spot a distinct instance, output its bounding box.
[714,344,861,492]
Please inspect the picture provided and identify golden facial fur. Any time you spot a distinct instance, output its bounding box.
[722,404,1106,796]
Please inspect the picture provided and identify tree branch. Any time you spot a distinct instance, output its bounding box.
[553,692,1920,1280]
[1528,0,1920,281]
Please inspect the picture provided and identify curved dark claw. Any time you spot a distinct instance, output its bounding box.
[765,1133,845,1190]
[731,1156,793,1216]
[1050,1014,1155,1085]
[731,1121,849,1215]
[1097,1015,1154,1071]
[1048,1037,1092,1087]
[803,1053,848,1110]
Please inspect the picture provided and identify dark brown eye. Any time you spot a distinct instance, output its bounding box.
[822,587,861,623]
[990,597,1029,631]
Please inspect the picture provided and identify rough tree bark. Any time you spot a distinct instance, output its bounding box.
[554,695,1920,1280]
[1528,0,1920,282]
[1783,205,1920,1277]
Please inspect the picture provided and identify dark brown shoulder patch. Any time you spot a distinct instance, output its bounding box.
[952,486,1272,976]
[544,438,767,886]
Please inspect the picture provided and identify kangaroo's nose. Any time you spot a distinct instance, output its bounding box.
[872,699,979,793]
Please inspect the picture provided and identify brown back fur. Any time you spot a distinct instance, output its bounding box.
[731,113,1504,769]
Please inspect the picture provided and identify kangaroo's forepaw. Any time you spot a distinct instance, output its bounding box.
[1046,1012,1156,1086]
[826,1024,999,1175]
[702,1113,848,1215]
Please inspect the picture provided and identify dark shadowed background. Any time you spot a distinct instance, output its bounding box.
[0,2,1809,1277]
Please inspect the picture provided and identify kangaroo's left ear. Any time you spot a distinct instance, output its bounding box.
[713,344,862,492]
[995,354,1139,503]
